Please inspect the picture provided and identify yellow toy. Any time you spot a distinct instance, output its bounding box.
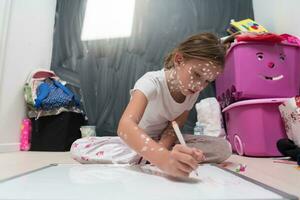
[227,18,268,34]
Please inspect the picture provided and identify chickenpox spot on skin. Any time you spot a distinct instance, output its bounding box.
[145,138,150,144]
[141,146,148,152]
[158,147,164,151]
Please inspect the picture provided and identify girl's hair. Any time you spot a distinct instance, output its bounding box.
[164,33,226,69]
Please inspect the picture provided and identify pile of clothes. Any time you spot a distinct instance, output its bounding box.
[24,69,82,119]
[24,69,85,151]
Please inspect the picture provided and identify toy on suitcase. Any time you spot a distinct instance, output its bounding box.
[223,98,288,156]
[216,41,300,108]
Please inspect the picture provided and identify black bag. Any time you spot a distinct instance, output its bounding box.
[30,112,85,151]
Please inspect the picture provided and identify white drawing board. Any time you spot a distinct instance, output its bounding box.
[0,164,297,200]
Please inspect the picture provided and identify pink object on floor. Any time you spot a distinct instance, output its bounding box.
[223,98,288,157]
[20,118,31,151]
[216,41,300,108]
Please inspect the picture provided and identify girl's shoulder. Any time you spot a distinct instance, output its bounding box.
[141,69,164,82]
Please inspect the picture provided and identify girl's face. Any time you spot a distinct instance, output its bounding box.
[175,57,222,96]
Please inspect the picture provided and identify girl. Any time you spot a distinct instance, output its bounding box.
[71,33,231,177]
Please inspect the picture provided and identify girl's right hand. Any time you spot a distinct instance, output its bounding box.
[159,144,204,177]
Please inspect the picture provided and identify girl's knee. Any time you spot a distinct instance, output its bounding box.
[212,138,232,163]
[188,136,232,163]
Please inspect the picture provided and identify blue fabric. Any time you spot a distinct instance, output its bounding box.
[53,80,80,106]
[35,83,50,108]
[35,79,78,110]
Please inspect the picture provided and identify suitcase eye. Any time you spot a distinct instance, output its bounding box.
[279,53,285,62]
[256,52,264,61]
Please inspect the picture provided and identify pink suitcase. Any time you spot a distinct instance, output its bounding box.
[223,98,288,156]
[216,41,300,108]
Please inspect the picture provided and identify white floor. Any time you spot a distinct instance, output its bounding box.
[0,152,299,198]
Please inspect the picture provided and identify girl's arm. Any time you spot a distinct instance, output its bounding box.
[117,90,170,167]
[117,90,203,177]
[158,111,190,150]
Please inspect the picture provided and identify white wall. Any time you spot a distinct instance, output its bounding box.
[0,0,56,152]
[253,0,300,37]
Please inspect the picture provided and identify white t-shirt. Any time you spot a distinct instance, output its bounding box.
[130,69,200,139]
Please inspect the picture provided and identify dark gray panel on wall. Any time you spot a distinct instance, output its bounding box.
[51,0,254,136]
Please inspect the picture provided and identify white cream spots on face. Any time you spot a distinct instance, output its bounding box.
[128,114,133,118]
[158,147,164,151]
[134,126,138,130]
[124,134,128,140]
[119,131,123,136]
[150,147,155,151]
